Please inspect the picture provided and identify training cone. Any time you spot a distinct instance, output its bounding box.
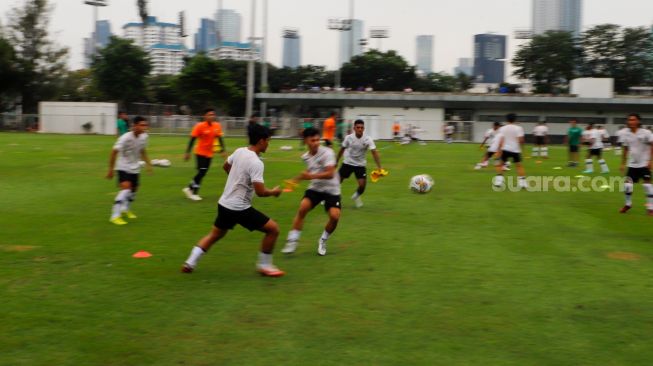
[132,251,152,258]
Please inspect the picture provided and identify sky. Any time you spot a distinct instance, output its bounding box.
[2,0,653,76]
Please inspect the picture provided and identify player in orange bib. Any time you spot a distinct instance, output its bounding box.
[322,111,337,148]
[182,108,226,201]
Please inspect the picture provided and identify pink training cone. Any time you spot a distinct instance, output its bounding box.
[132,251,152,258]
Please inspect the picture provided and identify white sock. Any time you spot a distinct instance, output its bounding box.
[287,229,301,242]
[258,252,273,267]
[644,183,653,209]
[532,147,539,156]
[541,147,548,157]
[123,191,136,212]
[111,189,131,219]
[518,176,527,187]
[624,182,633,206]
[185,246,206,268]
[320,230,331,241]
[352,192,361,200]
[585,159,593,171]
[599,159,609,173]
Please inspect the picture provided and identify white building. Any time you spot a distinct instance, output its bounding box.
[122,16,187,75]
[454,58,474,76]
[339,19,364,66]
[215,9,242,43]
[416,35,434,74]
[532,0,582,37]
[207,42,259,61]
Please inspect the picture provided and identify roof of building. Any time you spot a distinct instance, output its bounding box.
[123,16,177,29]
[150,43,185,51]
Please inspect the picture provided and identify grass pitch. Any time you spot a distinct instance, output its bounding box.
[1,132,652,365]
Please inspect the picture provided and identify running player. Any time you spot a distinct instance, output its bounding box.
[565,118,583,167]
[282,127,341,256]
[443,123,455,144]
[106,117,152,225]
[619,113,653,215]
[322,112,337,148]
[182,108,226,201]
[116,111,130,137]
[181,124,285,276]
[392,120,401,142]
[582,123,610,174]
[475,122,501,170]
[532,122,549,158]
[494,114,527,189]
[336,119,383,208]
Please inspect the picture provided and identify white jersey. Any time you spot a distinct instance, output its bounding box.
[488,132,502,153]
[617,128,630,144]
[218,147,265,211]
[498,124,524,153]
[444,125,454,135]
[342,133,376,167]
[588,129,608,149]
[484,129,497,147]
[113,131,148,174]
[622,128,653,168]
[302,146,341,195]
[533,125,548,136]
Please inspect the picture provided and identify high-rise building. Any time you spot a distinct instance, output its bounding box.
[416,35,434,74]
[532,0,582,37]
[194,18,218,53]
[454,58,474,76]
[473,34,506,84]
[282,29,301,68]
[215,9,242,44]
[83,20,113,68]
[339,19,364,66]
[123,16,187,75]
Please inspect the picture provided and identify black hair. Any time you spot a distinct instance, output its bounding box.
[118,111,127,115]
[330,111,337,117]
[203,108,216,115]
[133,116,147,124]
[506,113,517,123]
[493,122,502,127]
[569,117,578,122]
[628,113,641,121]
[354,119,365,126]
[249,124,271,145]
[303,127,320,139]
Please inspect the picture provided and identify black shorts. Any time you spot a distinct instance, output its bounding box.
[485,151,496,159]
[569,145,579,153]
[626,167,652,183]
[304,190,341,212]
[214,204,270,232]
[393,132,400,137]
[535,136,545,145]
[500,150,522,163]
[588,148,602,158]
[196,155,213,171]
[339,163,367,180]
[324,139,333,147]
[117,171,139,189]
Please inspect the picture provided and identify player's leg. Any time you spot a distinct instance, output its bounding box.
[254,216,284,276]
[514,153,527,189]
[182,225,228,272]
[583,150,595,173]
[493,152,507,186]
[110,173,133,225]
[643,170,653,215]
[541,143,548,158]
[351,168,367,208]
[597,149,609,173]
[282,197,315,253]
[318,202,341,256]
[621,173,635,213]
[532,142,539,157]
[191,155,212,196]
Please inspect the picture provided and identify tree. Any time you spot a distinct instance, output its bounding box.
[268,65,335,91]
[618,27,653,92]
[5,0,68,113]
[147,74,179,105]
[341,50,416,91]
[0,36,21,111]
[580,24,622,78]
[512,31,580,94]
[455,72,474,92]
[411,72,457,92]
[55,69,103,102]
[92,36,151,107]
[175,54,242,114]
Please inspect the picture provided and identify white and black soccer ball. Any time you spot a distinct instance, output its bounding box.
[409,174,434,194]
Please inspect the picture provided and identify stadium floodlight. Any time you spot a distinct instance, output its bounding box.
[327,18,353,88]
[369,27,389,50]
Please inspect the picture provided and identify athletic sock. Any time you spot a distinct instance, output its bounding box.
[258,252,273,267]
[518,176,527,188]
[320,230,331,241]
[185,246,206,268]
[532,147,539,157]
[599,159,609,173]
[644,183,653,209]
[585,159,593,172]
[624,182,634,207]
[352,192,361,200]
[111,189,131,219]
[287,229,301,243]
[541,147,548,157]
[123,191,136,212]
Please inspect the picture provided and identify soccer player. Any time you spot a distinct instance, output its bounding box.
[494,113,527,189]
[443,123,455,144]
[475,122,501,170]
[181,124,285,276]
[582,123,610,174]
[615,124,629,156]
[182,108,226,201]
[322,112,337,148]
[619,113,653,215]
[116,111,129,137]
[336,119,383,208]
[532,122,549,158]
[565,118,583,167]
[106,117,152,225]
[392,121,401,142]
[282,127,341,256]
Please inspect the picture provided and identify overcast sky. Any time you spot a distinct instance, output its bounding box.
[2,0,653,76]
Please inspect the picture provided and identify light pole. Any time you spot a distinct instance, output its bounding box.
[84,0,107,62]
[245,0,257,119]
[327,18,352,89]
[260,0,268,118]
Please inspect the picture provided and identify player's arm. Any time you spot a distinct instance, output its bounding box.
[223,160,232,174]
[141,149,153,174]
[253,182,281,197]
[184,137,197,161]
[300,165,336,180]
[371,149,382,170]
[336,146,346,164]
[106,149,118,179]
[479,136,488,148]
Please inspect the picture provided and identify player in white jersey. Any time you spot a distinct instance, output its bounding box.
[106,117,152,225]
[335,120,383,208]
[181,125,285,277]
[615,125,629,156]
[582,123,610,174]
[443,123,455,144]
[619,113,653,215]
[475,122,502,170]
[532,122,549,158]
[494,114,527,189]
[283,127,341,256]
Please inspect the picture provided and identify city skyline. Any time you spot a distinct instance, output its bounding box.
[3,0,653,77]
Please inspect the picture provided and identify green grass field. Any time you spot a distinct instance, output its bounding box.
[1,132,652,366]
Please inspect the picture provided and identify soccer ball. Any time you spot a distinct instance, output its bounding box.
[409,174,434,194]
